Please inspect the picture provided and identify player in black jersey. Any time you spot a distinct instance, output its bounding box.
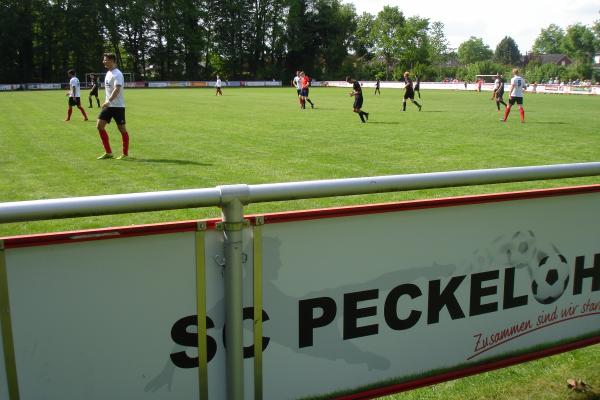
[402,72,422,112]
[491,73,507,112]
[88,74,100,108]
[346,76,369,123]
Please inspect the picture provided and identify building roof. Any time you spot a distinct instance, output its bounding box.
[537,54,572,65]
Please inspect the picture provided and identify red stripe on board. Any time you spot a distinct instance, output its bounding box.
[335,336,600,400]
[248,184,600,225]
[1,218,222,248]
[3,184,600,248]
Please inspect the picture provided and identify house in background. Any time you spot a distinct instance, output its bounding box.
[524,53,572,66]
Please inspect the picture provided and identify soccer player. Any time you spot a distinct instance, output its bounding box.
[96,53,131,160]
[374,78,380,95]
[300,71,315,109]
[65,69,89,121]
[402,71,422,112]
[414,75,421,98]
[215,75,223,96]
[88,73,101,108]
[491,73,507,112]
[292,71,302,109]
[346,76,369,123]
[501,68,526,123]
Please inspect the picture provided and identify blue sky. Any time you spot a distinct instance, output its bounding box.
[345,0,599,52]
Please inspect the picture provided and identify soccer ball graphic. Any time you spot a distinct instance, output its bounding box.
[505,230,537,268]
[531,254,570,304]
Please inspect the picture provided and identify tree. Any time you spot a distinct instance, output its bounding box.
[427,21,449,66]
[353,12,375,60]
[457,37,493,65]
[494,36,521,65]
[310,0,357,78]
[370,6,406,80]
[285,0,313,78]
[561,23,597,63]
[401,16,430,71]
[532,24,565,54]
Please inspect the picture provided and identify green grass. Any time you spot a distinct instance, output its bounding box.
[0,87,599,399]
[0,88,599,237]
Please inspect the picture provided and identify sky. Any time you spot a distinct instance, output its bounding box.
[344,0,599,52]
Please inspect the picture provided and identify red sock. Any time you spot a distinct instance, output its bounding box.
[503,106,511,121]
[98,129,112,153]
[66,108,73,120]
[519,107,525,122]
[121,131,129,155]
[78,106,88,119]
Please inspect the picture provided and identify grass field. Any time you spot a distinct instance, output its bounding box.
[0,87,599,399]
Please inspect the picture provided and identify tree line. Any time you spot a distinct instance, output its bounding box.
[1,1,598,84]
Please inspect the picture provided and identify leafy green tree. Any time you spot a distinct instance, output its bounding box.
[400,16,430,71]
[285,0,313,78]
[353,12,375,60]
[0,0,32,83]
[370,6,406,80]
[427,21,450,74]
[457,36,493,65]
[561,23,597,63]
[532,24,565,54]
[494,36,521,65]
[310,0,356,79]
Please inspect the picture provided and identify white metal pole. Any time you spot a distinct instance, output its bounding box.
[0,162,599,224]
[219,185,250,400]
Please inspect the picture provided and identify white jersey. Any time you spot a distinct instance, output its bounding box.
[216,78,221,88]
[104,68,125,107]
[493,78,501,90]
[293,76,301,90]
[69,77,81,97]
[510,75,526,97]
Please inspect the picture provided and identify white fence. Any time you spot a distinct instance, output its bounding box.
[3,80,600,95]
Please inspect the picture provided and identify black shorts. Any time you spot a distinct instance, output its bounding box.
[296,89,301,96]
[404,90,415,100]
[353,96,363,109]
[68,97,81,106]
[508,96,523,105]
[90,87,99,96]
[495,90,504,100]
[98,107,126,125]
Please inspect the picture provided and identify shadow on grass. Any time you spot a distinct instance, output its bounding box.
[366,121,401,125]
[524,121,568,125]
[576,392,600,400]
[131,158,213,166]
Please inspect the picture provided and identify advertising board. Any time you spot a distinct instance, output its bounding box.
[1,186,599,399]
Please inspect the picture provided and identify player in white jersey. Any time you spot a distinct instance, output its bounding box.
[501,68,526,123]
[96,53,131,160]
[292,71,302,108]
[65,69,89,121]
[215,75,223,96]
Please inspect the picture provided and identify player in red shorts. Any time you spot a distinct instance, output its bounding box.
[65,69,89,121]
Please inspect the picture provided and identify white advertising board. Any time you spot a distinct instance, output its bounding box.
[1,186,599,399]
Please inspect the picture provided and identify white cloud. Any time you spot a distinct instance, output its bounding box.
[344,0,599,51]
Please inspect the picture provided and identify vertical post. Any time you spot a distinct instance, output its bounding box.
[252,217,264,400]
[195,222,208,400]
[0,241,20,400]
[220,185,249,400]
